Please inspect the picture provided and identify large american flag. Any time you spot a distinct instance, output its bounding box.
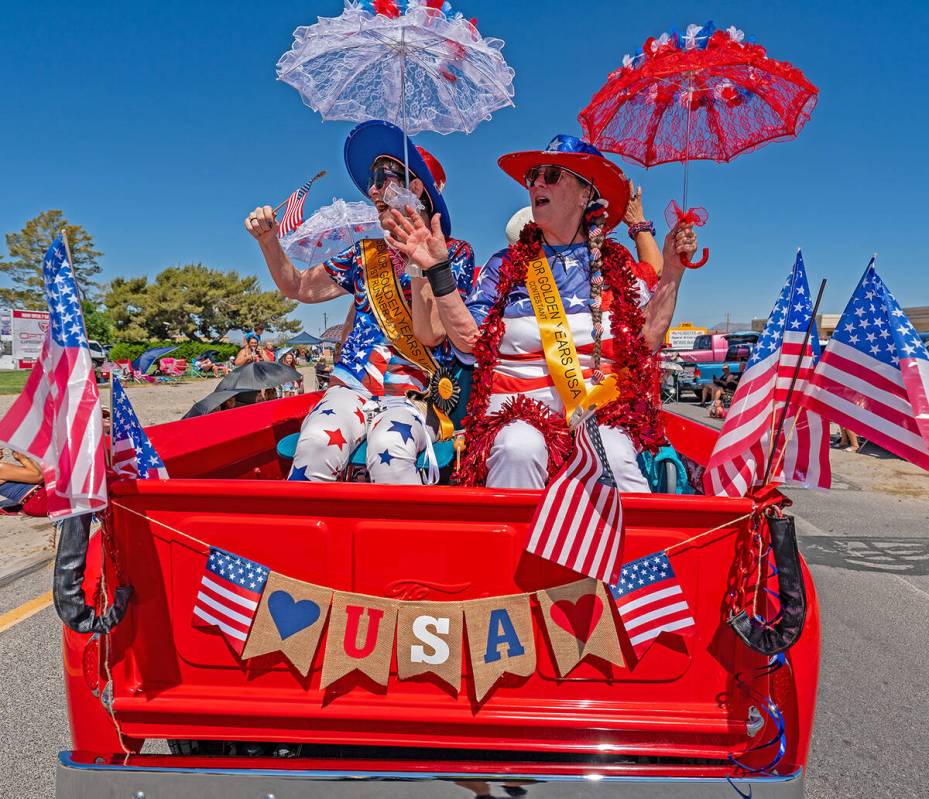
[111,374,168,480]
[0,235,106,519]
[277,178,314,237]
[704,252,831,497]
[192,547,269,654]
[527,415,624,583]
[799,260,929,469]
[609,551,696,660]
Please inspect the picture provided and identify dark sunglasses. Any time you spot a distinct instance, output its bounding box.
[368,165,407,190]
[524,164,595,192]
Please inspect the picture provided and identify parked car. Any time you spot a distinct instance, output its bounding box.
[674,333,758,398]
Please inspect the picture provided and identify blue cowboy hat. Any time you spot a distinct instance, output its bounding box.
[344,120,452,237]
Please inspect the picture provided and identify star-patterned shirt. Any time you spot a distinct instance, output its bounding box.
[323,238,474,396]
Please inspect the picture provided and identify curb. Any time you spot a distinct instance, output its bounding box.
[0,549,54,589]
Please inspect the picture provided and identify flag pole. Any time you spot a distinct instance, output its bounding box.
[272,170,326,215]
[760,278,827,488]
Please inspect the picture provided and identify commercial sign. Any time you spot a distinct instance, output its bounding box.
[665,322,707,350]
[12,309,50,368]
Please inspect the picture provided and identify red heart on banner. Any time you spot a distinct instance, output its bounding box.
[550,594,603,643]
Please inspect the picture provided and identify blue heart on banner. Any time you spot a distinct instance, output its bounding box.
[268,590,321,640]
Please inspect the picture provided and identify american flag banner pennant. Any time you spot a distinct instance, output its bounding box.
[192,547,269,654]
[609,551,696,660]
[704,252,831,497]
[0,235,107,519]
[527,415,624,584]
[799,260,929,469]
[277,179,314,237]
[111,374,169,480]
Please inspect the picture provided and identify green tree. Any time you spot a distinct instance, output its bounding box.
[0,210,103,308]
[81,300,116,343]
[103,264,300,342]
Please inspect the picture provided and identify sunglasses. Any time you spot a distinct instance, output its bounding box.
[524,164,595,192]
[368,164,407,190]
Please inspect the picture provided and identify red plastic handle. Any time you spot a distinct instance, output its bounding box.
[681,247,710,269]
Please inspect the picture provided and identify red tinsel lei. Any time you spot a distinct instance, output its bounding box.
[458,223,665,486]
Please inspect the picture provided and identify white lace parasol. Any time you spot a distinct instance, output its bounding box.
[276,0,515,136]
[279,197,384,266]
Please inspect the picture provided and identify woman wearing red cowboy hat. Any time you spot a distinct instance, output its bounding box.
[384,134,697,489]
[245,120,475,485]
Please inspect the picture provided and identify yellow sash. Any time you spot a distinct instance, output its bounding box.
[361,239,438,376]
[523,250,620,424]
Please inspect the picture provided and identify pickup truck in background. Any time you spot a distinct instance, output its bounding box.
[671,332,759,399]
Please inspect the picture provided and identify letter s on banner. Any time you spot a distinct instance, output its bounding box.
[411,615,450,665]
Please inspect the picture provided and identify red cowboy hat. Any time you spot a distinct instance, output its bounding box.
[498,134,631,231]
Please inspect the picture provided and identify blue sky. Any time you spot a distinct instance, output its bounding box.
[2,0,927,337]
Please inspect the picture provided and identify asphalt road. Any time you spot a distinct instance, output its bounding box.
[1,417,927,797]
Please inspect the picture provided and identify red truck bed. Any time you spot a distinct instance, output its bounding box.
[58,394,819,798]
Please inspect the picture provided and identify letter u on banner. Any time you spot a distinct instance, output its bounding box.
[464,595,535,702]
[320,592,398,689]
[396,602,464,692]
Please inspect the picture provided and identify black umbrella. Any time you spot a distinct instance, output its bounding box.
[216,361,301,392]
[183,388,261,419]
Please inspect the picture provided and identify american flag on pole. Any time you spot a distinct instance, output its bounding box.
[799,260,929,469]
[609,551,696,660]
[527,415,624,583]
[192,547,269,655]
[277,179,314,237]
[0,235,106,519]
[704,252,831,497]
[111,374,169,479]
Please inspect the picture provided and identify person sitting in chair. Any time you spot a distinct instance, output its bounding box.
[0,449,44,511]
[245,120,474,484]
[701,363,739,407]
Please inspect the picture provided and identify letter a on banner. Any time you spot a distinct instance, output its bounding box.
[241,574,332,677]
[464,595,535,702]
[396,602,463,692]
[320,592,398,689]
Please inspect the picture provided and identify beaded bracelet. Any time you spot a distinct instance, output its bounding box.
[628,220,656,240]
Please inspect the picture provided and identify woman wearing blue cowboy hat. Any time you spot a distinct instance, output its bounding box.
[245,120,474,484]
[384,134,697,490]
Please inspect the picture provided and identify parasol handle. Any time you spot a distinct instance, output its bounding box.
[680,247,710,269]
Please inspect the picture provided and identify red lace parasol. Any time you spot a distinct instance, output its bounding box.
[579,23,818,268]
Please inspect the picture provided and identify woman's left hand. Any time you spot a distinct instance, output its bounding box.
[383,208,448,272]
[663,223,698,271]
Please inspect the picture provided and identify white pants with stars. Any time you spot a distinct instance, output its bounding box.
[485,420,651,492]
[288,385,436,485]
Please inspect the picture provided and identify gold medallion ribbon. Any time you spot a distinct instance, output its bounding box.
[523,251,620,423]
[361,239,438,376]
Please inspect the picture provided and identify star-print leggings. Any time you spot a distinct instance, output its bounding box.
[288,385,432,484]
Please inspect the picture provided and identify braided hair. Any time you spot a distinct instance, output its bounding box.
[584,197,611,384]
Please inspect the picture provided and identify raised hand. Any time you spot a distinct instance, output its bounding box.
[662,223,698,271]
[624,179,645,226]
[383,207,448,272]
[244,205,278,243]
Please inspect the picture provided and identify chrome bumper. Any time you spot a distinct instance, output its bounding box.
[58,753,804,798]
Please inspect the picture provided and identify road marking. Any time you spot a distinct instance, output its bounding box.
[0,591,53,634]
